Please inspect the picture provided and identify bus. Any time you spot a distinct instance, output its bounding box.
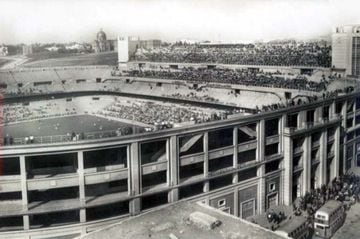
[314,200,345,238]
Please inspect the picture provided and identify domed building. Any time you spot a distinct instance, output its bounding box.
[97,29,107,42]
[92,29,117,53]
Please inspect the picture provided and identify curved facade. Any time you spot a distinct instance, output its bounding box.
[1,71,359,238]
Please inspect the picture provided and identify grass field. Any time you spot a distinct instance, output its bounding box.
[4,114,140,139]
[24,52,118,67]
[0,58,11,68]
[25,52,82,63]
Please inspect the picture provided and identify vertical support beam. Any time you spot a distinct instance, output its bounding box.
[203,132,209,192]
[283,135,293,205]
[279,114,287,153]
[343,134,348,174]
[129,142,141,215]
[302,136,311,194]
[319,130,328,186]
[315,106,323,123]
[342,101,348,128]
[234,188,239,217]
[233,127,238,184]
[77,151,86,223]
[20,155,29,230]
[257,120,265,162]
[353,141,357,169]
[168,136,179,203]
[333,126,341,178]
[330,101,336,120]
[257,120,265,213]
[352,107,356,128]
[297,111,306,129]
[279,114,287,205]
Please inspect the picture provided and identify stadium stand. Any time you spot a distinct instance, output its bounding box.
[125,68,331,92]
[134,41,331,67]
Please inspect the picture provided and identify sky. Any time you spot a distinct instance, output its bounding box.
[1,0,360,44]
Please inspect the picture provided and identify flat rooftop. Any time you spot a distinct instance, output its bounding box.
[247,205,306,233]
[78,202,287,239]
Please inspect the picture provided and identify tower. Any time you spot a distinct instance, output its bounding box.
[332,25,360,76]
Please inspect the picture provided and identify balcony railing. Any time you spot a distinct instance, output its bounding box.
[293,164,303,172]
[312,140,320,148]
[285,115,341,135]
[327,151,335,158]
[311,157,320,165]
[328,135,335,142]
[293,147,303,154]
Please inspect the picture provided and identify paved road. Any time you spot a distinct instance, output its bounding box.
[0,55,28,69]
[332,203,360,239]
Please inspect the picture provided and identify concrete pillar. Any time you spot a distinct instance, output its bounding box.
[257,167,266,213]
[315,163,321,189]
[233,127,238,184]
[319,130,328,186]
[353,99,357,121]
[297,111,306,129]
[257,120,265,162]
[343,134,348,174]
[168,136,179,202]
[234,188,239,217]
[315,106,323,123]
[330,101,337,120]
[279,114,287,205]
[129,142,141,215]
[333,126,341,178]
[342,101,348,128]
[203,132,209,192]
[257,120,266,213]
[302,136,311,195]
[280,114,286,153]
[283,135,293,205]
[353,141,357,168]
[77,151,86,223]
[20,155,29,230]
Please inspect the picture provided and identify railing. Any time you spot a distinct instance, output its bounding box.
[311,157,320,165]
[312,140,320,148]
[293,147,303,154]
[327,151,335,158]
[284,115,341,135]
[293,164,303,172]
[328,135,335,142]
[4,129,129,146]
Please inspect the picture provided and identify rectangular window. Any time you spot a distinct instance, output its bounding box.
[218,199,226,207]
[269,182,276,192]
[352,37,360,76]
[265,118,279,137]
[241,199,255,219]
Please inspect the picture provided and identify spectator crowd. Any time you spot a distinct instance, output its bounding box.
[98,99,230,129]
[3,102,77,124]
[134,41,331,67]
[127,68,329,92]
[292,172,360,231]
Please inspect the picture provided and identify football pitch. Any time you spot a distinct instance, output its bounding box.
[4,114,140,139]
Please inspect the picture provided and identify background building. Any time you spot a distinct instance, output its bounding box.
[92,29,117,53]
[117,36,161,63]
[140,39,161,49]
[0,45,9,56]
[22,45,33,55]
[332,25,360,76]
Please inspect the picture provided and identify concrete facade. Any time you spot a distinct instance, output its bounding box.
[332,25,360,76]
[0,88,359,238]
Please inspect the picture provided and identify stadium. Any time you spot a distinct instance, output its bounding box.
[0,26,360,239]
